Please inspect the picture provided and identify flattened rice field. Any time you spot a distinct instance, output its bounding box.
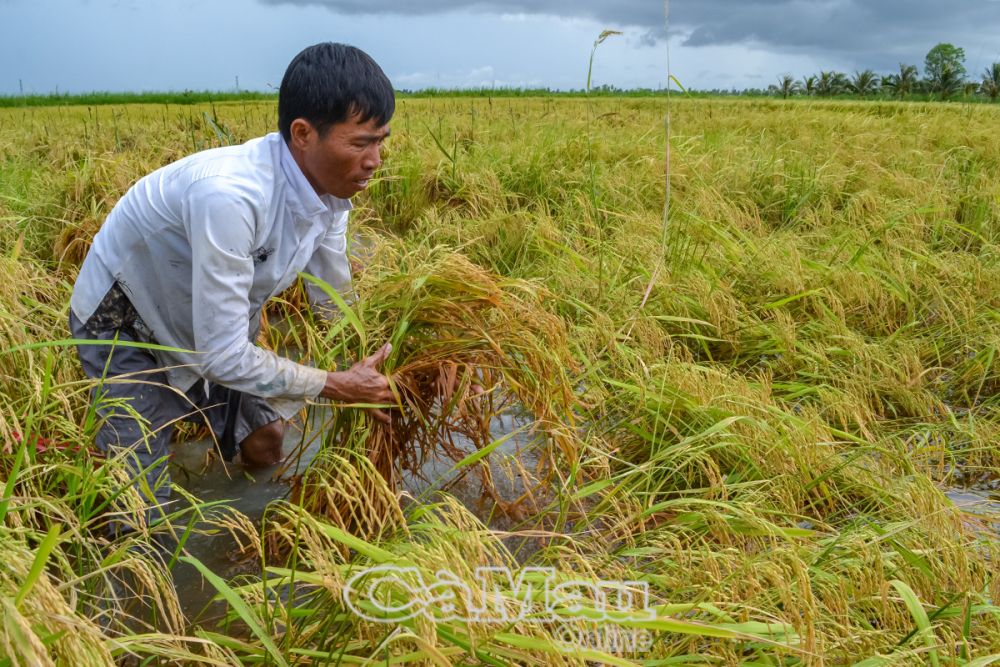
[1,96,1000,665]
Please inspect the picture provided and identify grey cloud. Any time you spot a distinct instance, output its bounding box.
[260,0,1000,71]
[258,0,662,31]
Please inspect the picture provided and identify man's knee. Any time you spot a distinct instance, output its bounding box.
[238,420,284,468]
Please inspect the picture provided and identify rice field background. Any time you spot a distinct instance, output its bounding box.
[1,95,1000,664]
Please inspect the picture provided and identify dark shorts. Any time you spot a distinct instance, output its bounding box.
[70,283,280,523]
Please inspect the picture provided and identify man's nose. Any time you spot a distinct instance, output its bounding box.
[361,144,381,171]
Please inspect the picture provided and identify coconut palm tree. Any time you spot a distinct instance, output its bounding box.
[981,63,1000,101]
[775,74,801,99]
[849,69,880,97]
[801,75,817,96]
[816,71,846,97]
[883,64,918,98]
[930,64,965,99]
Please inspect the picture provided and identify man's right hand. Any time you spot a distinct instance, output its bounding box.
[320,343,395,423]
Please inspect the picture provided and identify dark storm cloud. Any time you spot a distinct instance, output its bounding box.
[675,1,999,59]
[260,0,1000,70]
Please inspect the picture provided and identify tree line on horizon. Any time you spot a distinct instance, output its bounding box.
[766,43,1000,102]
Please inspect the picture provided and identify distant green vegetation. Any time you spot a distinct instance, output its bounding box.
[0,89,280,107]
[3,86,997,109]
[0,87,680,108]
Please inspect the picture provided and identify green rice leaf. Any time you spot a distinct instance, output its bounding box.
[180,556,289,667]
[890,579,940,667]
[300,272,367,349]
[15,523,61,607]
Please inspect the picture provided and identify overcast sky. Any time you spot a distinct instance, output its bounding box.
[2,0,999,95]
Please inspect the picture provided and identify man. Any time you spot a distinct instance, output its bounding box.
[69,43,395,529]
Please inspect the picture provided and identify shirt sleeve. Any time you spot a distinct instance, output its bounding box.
[182,176,327,399]
[302,209,353,321]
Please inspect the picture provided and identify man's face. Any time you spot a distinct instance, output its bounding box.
[290,112,390,199]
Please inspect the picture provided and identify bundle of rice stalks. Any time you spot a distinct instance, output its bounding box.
[291,241,580,534]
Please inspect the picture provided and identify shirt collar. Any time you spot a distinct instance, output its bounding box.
[277,134,353,219]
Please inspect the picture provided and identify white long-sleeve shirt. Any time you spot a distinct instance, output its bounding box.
[71,132,352,402]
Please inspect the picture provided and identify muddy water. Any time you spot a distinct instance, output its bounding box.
[169,404,541,623]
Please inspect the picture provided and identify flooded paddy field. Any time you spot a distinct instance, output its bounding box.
[3,96,1000,664]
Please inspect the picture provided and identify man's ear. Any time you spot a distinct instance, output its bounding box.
[289,118,315,149]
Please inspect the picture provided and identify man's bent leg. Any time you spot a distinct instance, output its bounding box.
[239,420,285,467]
[200,385,286,468]
[71,310,186,532]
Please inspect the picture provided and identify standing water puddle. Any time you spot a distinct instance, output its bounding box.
[168,404,542,624]
[944,487,1000,535]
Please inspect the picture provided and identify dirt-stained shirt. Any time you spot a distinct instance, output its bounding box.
[70,132,352,402]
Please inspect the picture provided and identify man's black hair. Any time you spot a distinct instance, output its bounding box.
[278,42,394,141]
